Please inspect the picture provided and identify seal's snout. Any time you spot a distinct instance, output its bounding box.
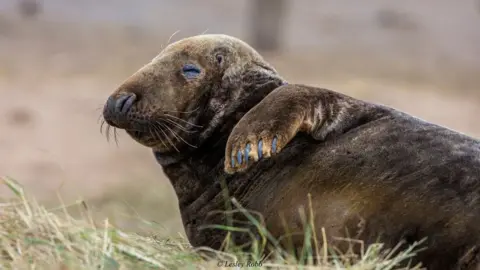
[102,93,137,128]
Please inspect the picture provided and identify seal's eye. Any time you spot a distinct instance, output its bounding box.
[182,64,201,79]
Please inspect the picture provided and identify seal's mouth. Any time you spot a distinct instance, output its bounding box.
[101,93,201,152]
[101,115,199,152]
[126,117,201,152]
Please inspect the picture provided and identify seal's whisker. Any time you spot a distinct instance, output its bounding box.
[153,123,179,152]
[106,124,112,142]
[166,30,180,46]
[164,114,203,128]
[161,122,197,149]
[113,127,119,147]
[148,126,164,149]
[97,113,104,124]
[158,30,181,53]
[160,122,181,146]
[160,118,196,134]
[162,107,200,114]
[100,119,106,135]
[150,126,168,149]
[165,125,182,144]
[149,125,162,145]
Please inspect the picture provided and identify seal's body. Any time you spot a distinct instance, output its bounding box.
[102,34,480,270]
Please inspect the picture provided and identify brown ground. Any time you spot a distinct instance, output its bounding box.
[1,2,480,236]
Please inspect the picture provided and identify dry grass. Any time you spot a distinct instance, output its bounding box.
[0,177,426,270]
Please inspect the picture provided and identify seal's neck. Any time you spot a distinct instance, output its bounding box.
[156,126,232,208]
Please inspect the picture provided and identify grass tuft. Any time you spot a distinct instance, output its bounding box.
[0,176,425,269]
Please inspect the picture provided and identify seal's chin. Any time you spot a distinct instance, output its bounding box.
[125,129,165,149]
[124,127,180,153]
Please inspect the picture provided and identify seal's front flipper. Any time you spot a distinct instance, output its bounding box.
[224,85,309,174]
[224,84,387,174]
[225,128,293,174]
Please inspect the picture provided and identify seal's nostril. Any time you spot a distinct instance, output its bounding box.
[103,93,138,128]
[115,93,137,114]
[121,94,137,114]
[114,95,129,113]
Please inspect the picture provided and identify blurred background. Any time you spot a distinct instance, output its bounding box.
[1,0,479,237]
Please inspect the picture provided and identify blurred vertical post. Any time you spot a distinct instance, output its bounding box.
[18,0,42,19]
[249,0,287,52]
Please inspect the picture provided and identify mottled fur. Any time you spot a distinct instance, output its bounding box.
[102,34,480,270]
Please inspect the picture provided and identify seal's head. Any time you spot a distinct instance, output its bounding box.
[102,34,285,157]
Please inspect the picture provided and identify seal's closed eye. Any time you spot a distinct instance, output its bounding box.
[182,64,201,79]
